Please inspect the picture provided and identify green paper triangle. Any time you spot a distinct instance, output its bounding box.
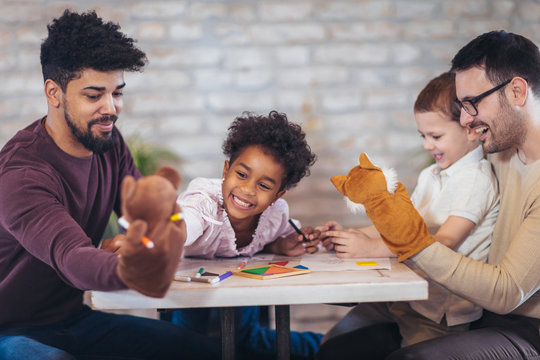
[243,266,270,275]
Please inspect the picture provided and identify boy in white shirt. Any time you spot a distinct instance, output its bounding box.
[316,72,500,358]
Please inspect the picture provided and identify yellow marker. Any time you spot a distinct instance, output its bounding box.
[356,261,378,266]
[170,212,183,222]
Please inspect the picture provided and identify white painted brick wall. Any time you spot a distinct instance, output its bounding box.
[1,0,539,229]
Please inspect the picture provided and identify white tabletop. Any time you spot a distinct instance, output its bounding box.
[91,251,427,310]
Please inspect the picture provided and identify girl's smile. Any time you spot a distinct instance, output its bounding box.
[231,194,255,209]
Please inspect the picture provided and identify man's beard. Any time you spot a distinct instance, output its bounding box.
[64,109,118,154]
[483,96,526,154]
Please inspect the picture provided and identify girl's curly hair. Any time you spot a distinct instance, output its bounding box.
[222,111,316,191]
[40,9,147,91]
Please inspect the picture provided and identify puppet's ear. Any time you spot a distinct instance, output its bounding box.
[121,176,136,202]
[154,166,181,190]
[330,175,348,196]
[359,152,380,170]
[120,176,136,218]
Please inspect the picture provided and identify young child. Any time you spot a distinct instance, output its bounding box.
[168,110,321,360]
[317,72,500,354]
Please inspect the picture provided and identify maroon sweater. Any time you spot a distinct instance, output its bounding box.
[0,118,141,329]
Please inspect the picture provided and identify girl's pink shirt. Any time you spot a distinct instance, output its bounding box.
[178,177,297,259]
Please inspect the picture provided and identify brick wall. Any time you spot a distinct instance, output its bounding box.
[2,0,539,228]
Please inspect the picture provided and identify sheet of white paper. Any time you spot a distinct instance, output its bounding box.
[175,251,390,278]
[299,251,391,271]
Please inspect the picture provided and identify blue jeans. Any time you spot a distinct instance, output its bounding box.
[0,306,220,360]
[166,306,322,360]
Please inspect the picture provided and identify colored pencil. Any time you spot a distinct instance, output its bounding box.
[288,219,308,242]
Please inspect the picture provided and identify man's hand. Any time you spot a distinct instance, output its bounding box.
[100,233,125,253]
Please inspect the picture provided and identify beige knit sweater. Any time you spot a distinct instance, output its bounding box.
[412,149,540,320]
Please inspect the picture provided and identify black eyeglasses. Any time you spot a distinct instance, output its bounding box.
[454,79,511,116]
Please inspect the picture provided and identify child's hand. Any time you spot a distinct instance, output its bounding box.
[326,228,370,258]
[301,226,321,254]
[318,221,343,251]
[264,226,321,256]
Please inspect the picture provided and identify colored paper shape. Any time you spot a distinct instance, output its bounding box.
[232,264,310,280]
[356,261,379,266]
[269,261,289,266]
[264,266,293,275]
[294,265,309,270]
[243,266,270,275]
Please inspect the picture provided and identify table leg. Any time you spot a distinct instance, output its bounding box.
[221,307,236,360]
[275,305,291,360]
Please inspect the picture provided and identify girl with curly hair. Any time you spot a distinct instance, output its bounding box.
[167,110,322,359]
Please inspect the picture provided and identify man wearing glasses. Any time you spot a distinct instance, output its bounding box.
[316,31,540,359]
[388,30,540,358]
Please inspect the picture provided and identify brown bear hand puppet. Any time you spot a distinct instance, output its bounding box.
[331,153,434,261]
[116,166,186,297]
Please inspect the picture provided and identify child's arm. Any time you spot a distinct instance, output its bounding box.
[326,216,475,258]
[263,226,321,256]
[434,216,475,249]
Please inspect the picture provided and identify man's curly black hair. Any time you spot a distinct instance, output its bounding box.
[222,111,317,191]
[40,9,147,91]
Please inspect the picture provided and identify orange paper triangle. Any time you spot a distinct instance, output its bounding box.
[265,265,294,275]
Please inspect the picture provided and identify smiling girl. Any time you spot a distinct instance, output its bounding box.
[168,110,321,359]
[180,110,318,259]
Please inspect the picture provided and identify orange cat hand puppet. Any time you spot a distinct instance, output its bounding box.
[331,153,434,261]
